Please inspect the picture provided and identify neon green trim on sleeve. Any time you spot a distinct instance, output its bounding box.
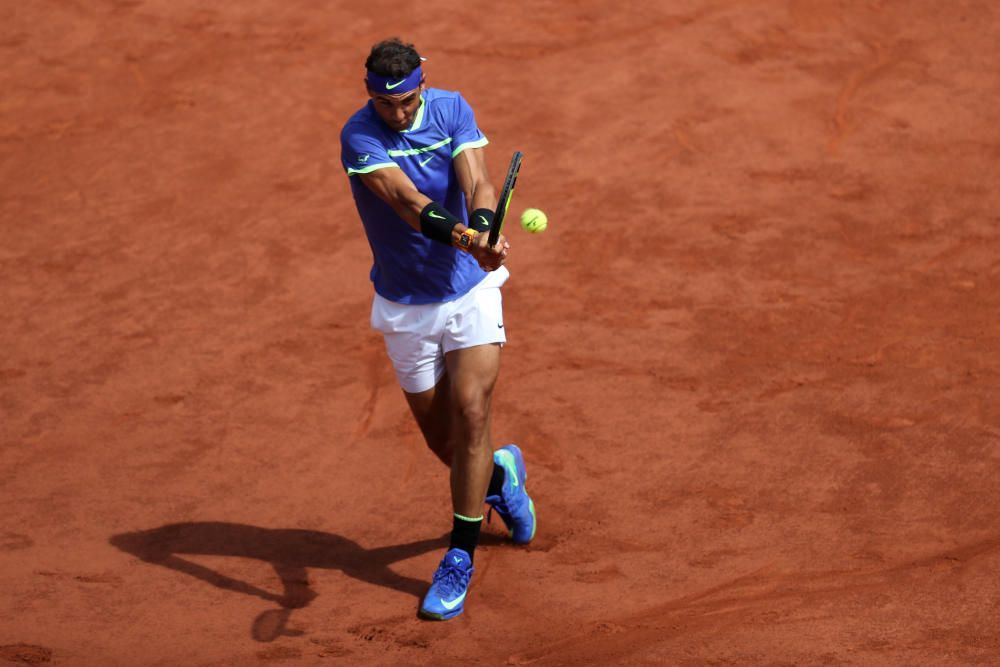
[451,137,489,158]
[346,162,399,176]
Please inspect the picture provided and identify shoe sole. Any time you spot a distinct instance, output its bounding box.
[520,498,537,543]
[419,606,464,621]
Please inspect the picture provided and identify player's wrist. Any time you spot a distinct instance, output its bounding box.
[419,202,460,245]
[469,208,495,232]
[456,227,479,252]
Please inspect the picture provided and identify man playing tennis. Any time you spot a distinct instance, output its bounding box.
[340,38,537,620]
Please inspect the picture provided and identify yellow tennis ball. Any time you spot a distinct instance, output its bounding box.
[520,208,548,234]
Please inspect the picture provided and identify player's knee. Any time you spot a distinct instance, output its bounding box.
[453,396,489,434]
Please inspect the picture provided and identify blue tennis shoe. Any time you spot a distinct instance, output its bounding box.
[486,444,537,544]
[419,548,474,620]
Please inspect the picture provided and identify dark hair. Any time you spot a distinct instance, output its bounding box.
[365,38,422,77]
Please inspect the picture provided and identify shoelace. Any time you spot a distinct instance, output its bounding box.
[487,484,525,524]
[486,480,524,524]
[486,503,505,525]
[433,561,471,597]
[486,458,527,526]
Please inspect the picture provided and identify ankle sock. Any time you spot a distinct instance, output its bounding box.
[449,513,483,562]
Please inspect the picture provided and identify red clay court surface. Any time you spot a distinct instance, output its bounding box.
[3,2,1000,665]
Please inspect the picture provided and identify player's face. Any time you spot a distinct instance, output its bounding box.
[368,85,424,132]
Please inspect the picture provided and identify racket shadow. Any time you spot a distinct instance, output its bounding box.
[109,522,489,641]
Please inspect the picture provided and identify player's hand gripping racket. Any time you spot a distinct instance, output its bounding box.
[487,150,523,248]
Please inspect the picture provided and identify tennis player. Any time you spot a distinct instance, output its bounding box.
[340,38,537,620]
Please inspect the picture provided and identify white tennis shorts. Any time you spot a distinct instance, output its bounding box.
[371,266,509,394]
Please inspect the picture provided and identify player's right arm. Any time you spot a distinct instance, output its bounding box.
[358,167,431,232]
[341,123,450,233]
[358,168,506,271]
[342,123,505,270]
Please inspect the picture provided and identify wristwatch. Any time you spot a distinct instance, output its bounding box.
[457,228,478,252]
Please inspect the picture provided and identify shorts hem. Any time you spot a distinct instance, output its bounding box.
[398,365,446,394]
[442,336,506,355]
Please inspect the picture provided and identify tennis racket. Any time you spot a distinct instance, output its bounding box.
[487,150,523,248]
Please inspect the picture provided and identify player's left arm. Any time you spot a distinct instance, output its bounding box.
[453,147,497,215]
[454,147,508,261]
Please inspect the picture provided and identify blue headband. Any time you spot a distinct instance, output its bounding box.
[366,66,422,95]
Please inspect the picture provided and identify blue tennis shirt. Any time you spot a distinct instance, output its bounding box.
[341,88,490,304]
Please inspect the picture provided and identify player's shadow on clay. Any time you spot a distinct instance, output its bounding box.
[110,522,501,641]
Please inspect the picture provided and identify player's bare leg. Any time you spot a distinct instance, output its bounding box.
[444,343,501,519]
[416,343,500,620]
[403,377,453,466]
